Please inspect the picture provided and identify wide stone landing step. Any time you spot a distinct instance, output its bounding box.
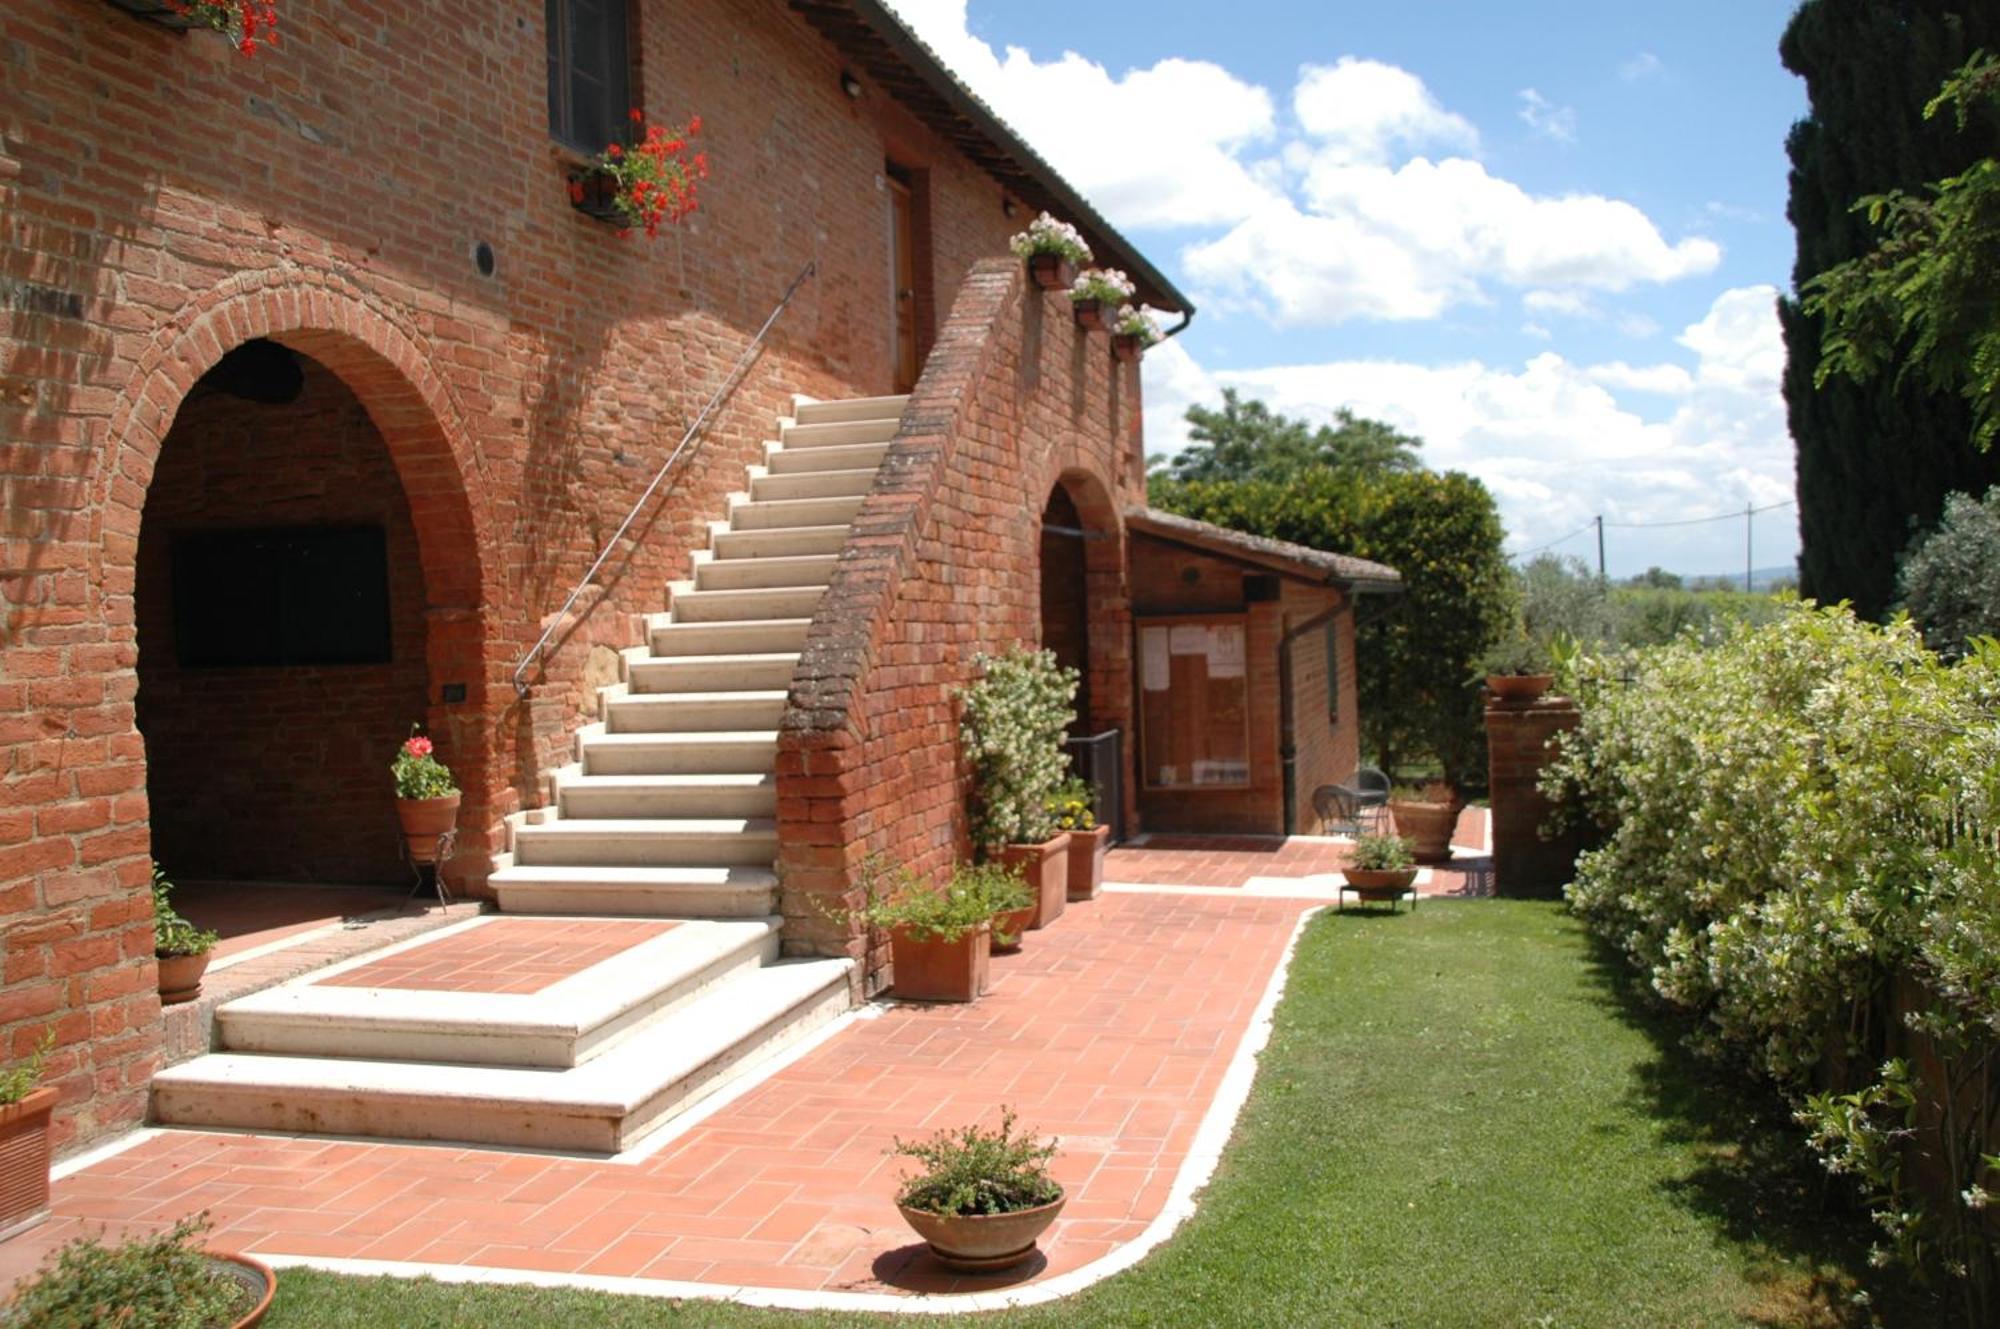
[151,915,853,1153]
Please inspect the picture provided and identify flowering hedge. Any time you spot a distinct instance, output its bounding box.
[1543,603,1999,1311]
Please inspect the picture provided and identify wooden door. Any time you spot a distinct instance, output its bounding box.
[888,176,919,392]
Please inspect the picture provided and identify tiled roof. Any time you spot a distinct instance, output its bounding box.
[1125,506,1404,593]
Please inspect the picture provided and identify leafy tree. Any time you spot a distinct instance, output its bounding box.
[1151,466,1511,788]
[1152,388,1423,484]
[1626,566,1684,591]
[1897,485,2000,655]
[1779,0,2000,619]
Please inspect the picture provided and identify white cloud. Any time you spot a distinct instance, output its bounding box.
[1586,361,1695,395]
[1620,52,1666,82]
[1517,89,1578,144]
[1293,58,1479,164]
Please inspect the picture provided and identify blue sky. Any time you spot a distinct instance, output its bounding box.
[887,1,1812,578]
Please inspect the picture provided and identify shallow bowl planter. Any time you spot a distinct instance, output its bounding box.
[889,924,991,1003]
[1389,798,1457,864]
[1342,866,1417,909]
[207,1250,278,1329]
[897,1193,1067,1273]
[995,833,1070,931]
[157,950,212,1006]
[567,168,625,224]
[1026,253,1076,292]
[0,1085,59,1241]
[395,793,460,863]
[1070,298,1108,333]
[1065,823,1109,901]
[1486,673,1554,702]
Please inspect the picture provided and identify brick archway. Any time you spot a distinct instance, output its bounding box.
[1042,465,1133,832]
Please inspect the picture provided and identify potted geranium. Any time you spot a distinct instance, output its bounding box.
[842,860,1030,1002]
[1388,780,1459,863]
[569,110,707,238]
[154,864,219,1006]
[1008,212,1092,292]
[1109,304,1161,362]
[893,1108,1066,1273]
[391,728,459,864]
[1049,777,1109,902]
[1067,268,1135,333]
[0,1030,57,1242]
[104,1,278,55]
[1342,831,1417,911]
[6,1214,276,1329]
[1479,630,1555,701]
[960,646,1077,932]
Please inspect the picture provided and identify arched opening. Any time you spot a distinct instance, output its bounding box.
[1038,469,1129,837]
[1038,484,1092,724]
[130,328,481,932]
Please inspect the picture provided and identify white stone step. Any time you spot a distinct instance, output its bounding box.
[151,958,855,1153]
[670,584,826,622]
[605,690,787,734]
[695,554,838,591]
[729,494,866,530]
[781,418,899,447]
[624,650,800,694]
[648,618,810,655]
[488,864,779,917]
[710,526,849,560]
[793,394,907,425]
[211,917,781,1068]
[559,772,776,820]
[581,730,779,775]
[512,817,778,867]
[748,468,877,503]
[767,441,891,475]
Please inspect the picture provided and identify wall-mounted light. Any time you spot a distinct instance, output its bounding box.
[1002,196,1020,219]
[840,71,863,99]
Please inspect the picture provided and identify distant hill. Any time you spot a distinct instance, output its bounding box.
[1663,564,1798,593]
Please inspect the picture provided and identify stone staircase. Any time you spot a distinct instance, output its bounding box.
[151,393,906,1153]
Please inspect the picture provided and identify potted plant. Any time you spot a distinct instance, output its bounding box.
[1342,832,1417,910]
[391,728,460,864]
[893,1108,1066,1273]
[842,860,1029,1003]
[569,110,708,238]
[960,646,1078,932]
[1109,304,1161,362]
[1008,212,1092,292]
[1067,267,1135,333]
[0,1030,58,1242]
[104,1,278,55]
[154,864,219,1006]
[6,1213,276,1329]
[1479,630,1555,701]
[1388,780,1460,864]
[1049,777,1109,902]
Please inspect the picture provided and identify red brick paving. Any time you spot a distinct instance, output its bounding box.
[316,918,679,995]
[1105,806,1491,897]
[1,891,1309,1298]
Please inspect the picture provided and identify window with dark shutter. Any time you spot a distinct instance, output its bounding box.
[546,0,631,154]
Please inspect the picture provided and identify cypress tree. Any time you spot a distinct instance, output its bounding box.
[1780,0,2000,618]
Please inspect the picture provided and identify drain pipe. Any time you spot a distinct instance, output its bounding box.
[1277,604,1343,838]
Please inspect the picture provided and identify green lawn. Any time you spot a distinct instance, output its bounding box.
[265,902,1929,1327]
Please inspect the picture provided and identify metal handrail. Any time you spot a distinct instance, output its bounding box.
[511,259,818,697]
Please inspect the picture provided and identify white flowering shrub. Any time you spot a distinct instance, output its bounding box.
[1544,602,2000,1305]
[1007,212,1092,265]
[1068,268,1135,306]
[958,645,1079,854]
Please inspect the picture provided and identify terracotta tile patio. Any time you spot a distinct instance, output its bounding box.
[317,918,680,995]
[1104,806,1491,897]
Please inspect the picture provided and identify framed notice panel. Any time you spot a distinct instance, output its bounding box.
[1138,614,1250,790]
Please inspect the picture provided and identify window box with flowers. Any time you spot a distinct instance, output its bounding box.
[391,729,459,864]
[1110,305,1161,363]
[1008,212,1092,292]
[1068,268,1134,334]
[569,111,708,238]
[104,1,278,55]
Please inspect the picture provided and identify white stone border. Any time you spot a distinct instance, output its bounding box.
[239,903,1327,1314]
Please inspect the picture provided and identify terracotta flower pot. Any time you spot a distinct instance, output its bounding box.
[157,950,212,1005]
[1066,824,1110,901]
[996,833,1070,931]
[1389,799,1458,864]
[0,1085,58,1241]
[897,1192,1067,1272]
[205,1250,277,1329]
[1111,333,1143,362]
[991,904,1034,954]
[1026,253,1076,291]
[396,793,460,863]
[1486,673,1554,702]
[1071,298,1108,332]
[889,924,991,1003]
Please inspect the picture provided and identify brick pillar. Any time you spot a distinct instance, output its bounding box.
[1485,694,1584,899]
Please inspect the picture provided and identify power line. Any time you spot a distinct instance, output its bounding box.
[1603,499,1796,531]
[1512,520,1596,560]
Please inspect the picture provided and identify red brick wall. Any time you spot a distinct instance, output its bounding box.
[1486,694,1584,897]
[1283,584,1357,835]
[777,260,1143,987]
[134,360,429,885]
[0,0,1098,1148]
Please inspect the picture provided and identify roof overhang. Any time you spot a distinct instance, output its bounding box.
[1126,507,1404,595]
[789,0,1193,317]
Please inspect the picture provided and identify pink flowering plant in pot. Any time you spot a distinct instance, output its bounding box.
[1110,304,1161,362]
[391,729,460,864]
[1008,212,1091,291]
[1067,268,1135,333]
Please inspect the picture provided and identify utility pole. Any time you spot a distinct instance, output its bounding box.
[1744,502,1754,593]
[1595,514,1606,585]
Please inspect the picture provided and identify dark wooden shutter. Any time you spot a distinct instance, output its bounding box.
[547,0,630,152]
